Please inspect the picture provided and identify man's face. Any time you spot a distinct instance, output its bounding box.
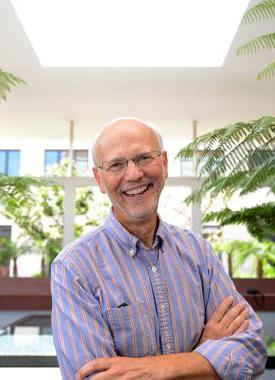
[93,122,168,226]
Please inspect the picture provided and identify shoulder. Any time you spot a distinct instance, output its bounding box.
[162,221,214,262]
[52,224,108,273]
[162,221,206,249]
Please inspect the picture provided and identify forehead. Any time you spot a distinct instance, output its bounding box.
[95,122,160,161]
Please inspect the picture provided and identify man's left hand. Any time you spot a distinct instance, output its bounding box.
[76,355,176,380]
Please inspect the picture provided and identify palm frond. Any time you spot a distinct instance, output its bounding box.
[0,68,26,101]
[177,116,275,204]
[0,175,49,205]
[203,203,275,241]
[236,33,275,55]
[240,157,275,195]
[257,61,275,79]
[242,0,275,24]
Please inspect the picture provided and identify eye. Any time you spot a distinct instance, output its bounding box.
[136,153,154,165]
[108,160,126,171]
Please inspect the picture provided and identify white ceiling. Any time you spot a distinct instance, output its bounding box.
[0,0,274,141]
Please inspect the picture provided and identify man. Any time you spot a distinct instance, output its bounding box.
[51,118,267,379]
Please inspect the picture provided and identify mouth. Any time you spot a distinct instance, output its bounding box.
[122,184,152,197]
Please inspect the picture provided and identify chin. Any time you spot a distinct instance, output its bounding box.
[125,205,158,221]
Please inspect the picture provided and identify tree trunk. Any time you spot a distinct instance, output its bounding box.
[227,253,233,277]
[256,257,263,278]
[41,254,46,276]
[13,257,18,277]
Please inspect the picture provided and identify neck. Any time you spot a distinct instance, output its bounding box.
[114,211,158,249]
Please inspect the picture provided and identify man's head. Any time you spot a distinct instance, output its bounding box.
[92,117,168,227]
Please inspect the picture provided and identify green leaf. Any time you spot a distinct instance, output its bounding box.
[0,68,26,101]
[242,0,275,24]
[257,61,275,79]
[237,33,275,55]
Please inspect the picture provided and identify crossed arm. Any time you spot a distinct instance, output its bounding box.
[76,297,249,380]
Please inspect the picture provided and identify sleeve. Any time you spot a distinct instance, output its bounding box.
[193,238,268,380]
[51,258,117,380]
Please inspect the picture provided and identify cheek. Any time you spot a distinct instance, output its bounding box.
[101,177,121,196]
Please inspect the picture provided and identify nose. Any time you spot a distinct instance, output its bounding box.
[124,160,144,181]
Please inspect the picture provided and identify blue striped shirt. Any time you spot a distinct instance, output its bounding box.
[51,210,267,379]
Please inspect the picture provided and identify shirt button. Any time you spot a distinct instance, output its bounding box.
[160,303,166,310]
[166,344,171,350]
[151,266,157,273]
[129,249,135,257]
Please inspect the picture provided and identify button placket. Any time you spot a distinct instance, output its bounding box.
[146,263,174,355]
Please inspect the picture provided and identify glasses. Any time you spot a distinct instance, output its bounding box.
[97,150,162,172]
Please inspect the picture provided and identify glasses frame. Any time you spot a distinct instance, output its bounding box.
[96,150,162,172]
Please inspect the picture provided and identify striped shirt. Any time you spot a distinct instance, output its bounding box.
[51,210,267,379]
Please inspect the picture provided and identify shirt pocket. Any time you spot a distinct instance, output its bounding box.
[105,303,157,357]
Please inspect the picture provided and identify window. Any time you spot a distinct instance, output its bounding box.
[0,150,20,176]
[44,149,88,175]
[180,157,196,176]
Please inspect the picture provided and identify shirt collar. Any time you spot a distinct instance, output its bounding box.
[104,209,165,258]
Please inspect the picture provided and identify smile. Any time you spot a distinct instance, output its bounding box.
[123,184,150,196]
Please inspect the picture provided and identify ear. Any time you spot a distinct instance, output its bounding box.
[161,151,168,179]
[93,167,106,193]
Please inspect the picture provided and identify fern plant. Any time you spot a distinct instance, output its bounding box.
[177,116,275,242]
[0,68,46,205]
[236,0,275,79]
[0,68,25,101]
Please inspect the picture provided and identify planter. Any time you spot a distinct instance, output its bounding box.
[233,279,275,311]
[0,264,9,277]
[0,278,51,310]
[0,278,274,311]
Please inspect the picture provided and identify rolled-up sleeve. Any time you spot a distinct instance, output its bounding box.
[194,240,268,379]
[51,258,117,380]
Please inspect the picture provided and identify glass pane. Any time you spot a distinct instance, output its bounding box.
[159,186,192,228]
[7,151,20,176]
[0,151,6,174]
[60,150,68,160]
[45,151,59,166]
[74,150,88,175]
[180,158,195,176]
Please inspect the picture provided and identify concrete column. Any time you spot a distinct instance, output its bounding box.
[68,120,74,177]
[191,200,202,234]
[63,182,75,246]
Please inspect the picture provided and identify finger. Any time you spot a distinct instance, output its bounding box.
[93,371,114,380]
[210,296,234,323]
[235,319,249,334]
[76,359,112,380]
[222,303,247,329]
[225,308,249,335]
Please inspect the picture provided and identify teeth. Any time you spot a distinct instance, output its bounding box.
[124,185,148,195]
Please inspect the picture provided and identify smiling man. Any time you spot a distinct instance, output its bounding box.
[51,118,267,379]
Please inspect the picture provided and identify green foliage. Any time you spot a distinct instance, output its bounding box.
[0,236,30,277]
[0,160,110,274]
[0,68,26,101]
[177,116,275,200]
[237,33,275,54]
[177,116,275,242]
[0,174,48,205]
[204,204,275,242]
[211,239,275,278]
[266,336,275,355]
[237,0,275,79]
[0,237,13,265]
[242,0,275,23]
[257,61,275,79]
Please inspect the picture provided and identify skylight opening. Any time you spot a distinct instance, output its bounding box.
[11,0,249,67]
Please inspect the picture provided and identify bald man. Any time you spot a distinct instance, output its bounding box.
[51,118,267,380]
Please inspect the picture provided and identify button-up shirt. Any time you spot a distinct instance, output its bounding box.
[51,210,267,379]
